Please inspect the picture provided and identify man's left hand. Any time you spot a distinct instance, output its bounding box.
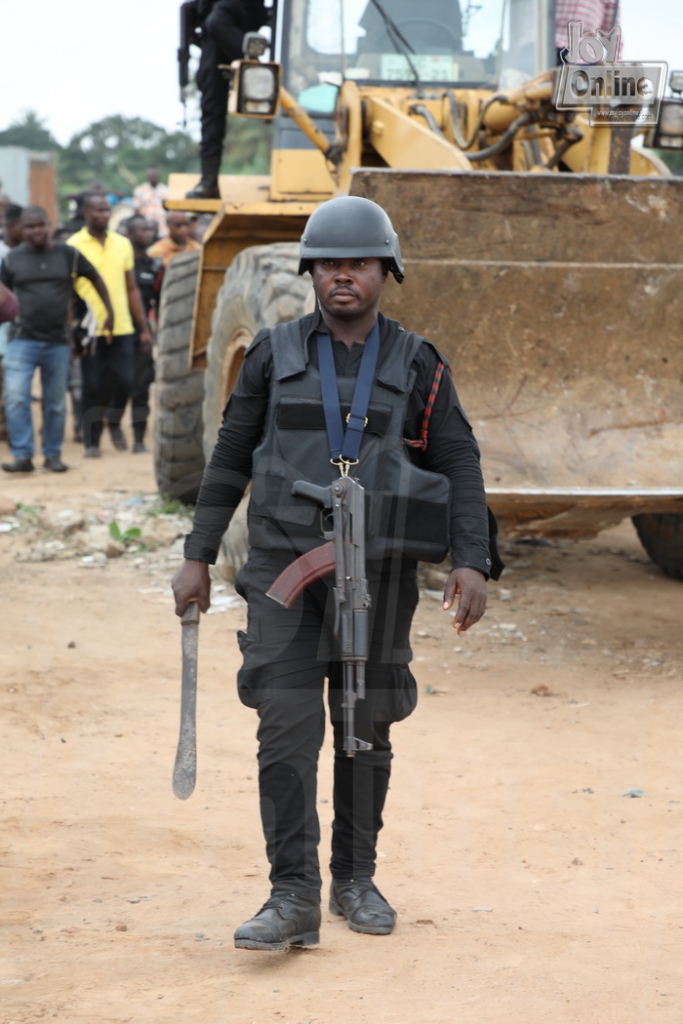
[443,567,487,634]
[139,329,153,351]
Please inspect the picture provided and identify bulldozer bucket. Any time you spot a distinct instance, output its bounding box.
[351,169,683,536]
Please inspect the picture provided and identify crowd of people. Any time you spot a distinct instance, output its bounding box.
[0,171,203,473]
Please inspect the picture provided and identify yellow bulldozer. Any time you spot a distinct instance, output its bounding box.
[155,0,683,578]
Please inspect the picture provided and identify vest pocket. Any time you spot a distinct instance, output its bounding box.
[276,397,392,437]
[250,471,320,528]
[359,449,451,563]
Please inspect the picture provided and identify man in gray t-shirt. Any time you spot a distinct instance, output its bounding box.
[0,205,113,473]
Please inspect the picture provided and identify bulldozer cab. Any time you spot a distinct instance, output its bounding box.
[267,0,556,194]
[276,0,555,99]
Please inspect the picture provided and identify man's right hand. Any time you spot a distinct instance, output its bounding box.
[172,559,211,616]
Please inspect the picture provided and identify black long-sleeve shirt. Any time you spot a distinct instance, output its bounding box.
[184,316,493,576]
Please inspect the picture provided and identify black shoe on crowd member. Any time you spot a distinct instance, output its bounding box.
[133,440,148,454]
[233,891,321,951]
[2,457,35,474]
[109,425,128,451]
[185,155,222,200]
[43,456,68,473]
[84,446,100,459]
[329,878,397,935]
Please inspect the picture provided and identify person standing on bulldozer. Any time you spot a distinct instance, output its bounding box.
[183,0,269,200]
[172,196,502,950]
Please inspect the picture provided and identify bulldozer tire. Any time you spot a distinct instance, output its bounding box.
[153,250,205,504]
[202,242,311,452]
[632,513,683,581]
[202,243,311,577]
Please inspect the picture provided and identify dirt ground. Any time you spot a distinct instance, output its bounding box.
[2,430,683,1024]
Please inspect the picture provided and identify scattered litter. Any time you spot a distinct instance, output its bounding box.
[472,906,493,912]
[623,788,646,798]
[531,684,553,697]
[0,523,15,533]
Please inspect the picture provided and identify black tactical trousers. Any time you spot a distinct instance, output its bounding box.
[196,38,231,160]
[196,3,244,161]
[234,549,419,900]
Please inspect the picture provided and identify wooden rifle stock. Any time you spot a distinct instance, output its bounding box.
[266,541,336,609]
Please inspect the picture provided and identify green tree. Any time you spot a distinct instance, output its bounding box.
[0,110,60,151]
[58,116,200,197]
[57,113,272,203]
[656,149,683,175]
[221,118,272,174]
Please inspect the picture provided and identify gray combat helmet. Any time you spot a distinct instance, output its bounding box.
[298,195,405,283]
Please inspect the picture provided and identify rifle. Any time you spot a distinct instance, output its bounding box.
[178,1,201,123]
[267,477,373,757]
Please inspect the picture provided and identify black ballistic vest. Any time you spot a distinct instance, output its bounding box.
[247,314,451,562]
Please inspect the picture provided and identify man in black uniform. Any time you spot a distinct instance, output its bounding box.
[111,215,159,452]
[187,0,269,200]
[172,196,500,950]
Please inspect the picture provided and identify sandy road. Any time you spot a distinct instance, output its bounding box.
[1,435,683,1024]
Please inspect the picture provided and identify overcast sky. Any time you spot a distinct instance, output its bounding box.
[1,0,681,146]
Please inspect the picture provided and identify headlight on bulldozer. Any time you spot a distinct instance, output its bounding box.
[235,61,281,118]
[659,102,683,137]
[645,98,683,149]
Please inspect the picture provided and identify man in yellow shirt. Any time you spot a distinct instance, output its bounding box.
[68,195,152,456]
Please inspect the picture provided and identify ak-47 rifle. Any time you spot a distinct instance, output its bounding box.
[178,1,201,125]
[267,477,372,757]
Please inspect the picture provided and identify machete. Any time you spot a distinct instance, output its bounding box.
[172,600,200,799]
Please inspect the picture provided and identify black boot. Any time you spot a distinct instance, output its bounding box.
[234,891,321,951]
[329,878,396,935]
[2,457,34,473]
[185,153,222,200]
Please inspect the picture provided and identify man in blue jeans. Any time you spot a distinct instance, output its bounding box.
[1,206,114,473]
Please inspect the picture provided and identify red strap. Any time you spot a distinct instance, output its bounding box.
[404,361,446,452]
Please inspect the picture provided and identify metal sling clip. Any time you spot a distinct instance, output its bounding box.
[331,457,359,477]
